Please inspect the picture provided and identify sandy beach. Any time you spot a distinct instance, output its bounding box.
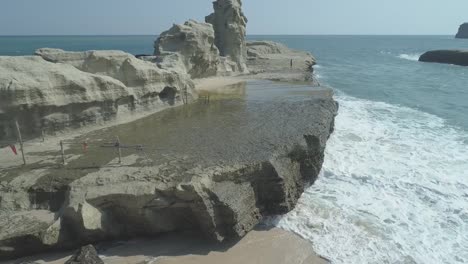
[10,228,328,264]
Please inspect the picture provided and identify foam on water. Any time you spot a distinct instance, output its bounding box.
[273,94,468,264]
[398,53,421,61]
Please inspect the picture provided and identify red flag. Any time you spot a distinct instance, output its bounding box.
[9,145,17,155]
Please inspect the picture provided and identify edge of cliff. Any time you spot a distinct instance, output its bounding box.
[0,0,335,262]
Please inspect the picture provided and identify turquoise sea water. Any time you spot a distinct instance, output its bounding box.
[1,35,467,263]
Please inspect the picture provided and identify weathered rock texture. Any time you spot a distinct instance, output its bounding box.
[419,50,468,66]
[455,23,468,38]
[0,1,334,262]
[246,41,319,84]
[0,49,195,140]
[0,81,337,260]
[65,245,104,264]
[154,20,220,78]
[206,0,249,73]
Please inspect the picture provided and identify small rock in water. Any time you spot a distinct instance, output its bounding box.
[65,245,104,264]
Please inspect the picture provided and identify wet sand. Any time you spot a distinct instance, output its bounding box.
[11,228,328,264]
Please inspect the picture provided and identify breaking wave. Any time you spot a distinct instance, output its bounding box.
[398,53,421,61]
[275,93,468,264]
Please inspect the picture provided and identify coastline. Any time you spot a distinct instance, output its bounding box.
[0,0,335,262]
[11,228,328,264]
[0,77,336,262]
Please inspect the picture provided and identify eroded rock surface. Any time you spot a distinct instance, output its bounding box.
[246,41,319,84]
[0,81,337,260]
[0,50,195,141]
[1,1,335,262]
[456,23,468,39]
[64,245,104,264]
[154,20,220,78]
[206,0,249,73]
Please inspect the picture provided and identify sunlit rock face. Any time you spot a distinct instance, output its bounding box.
[246,41,320,84]
[0,81,338,260]
[154,20,221,78]
[0,49,195,140]
[206,0,249,73]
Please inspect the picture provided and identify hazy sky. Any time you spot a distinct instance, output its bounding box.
[0,0,466,35]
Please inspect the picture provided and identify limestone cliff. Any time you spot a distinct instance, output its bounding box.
[0,50,195,140]
[0,0,336,261]
[0,81,338,260]
[456,23,468,38]
[206,0,249,73]
[154,20,220,78]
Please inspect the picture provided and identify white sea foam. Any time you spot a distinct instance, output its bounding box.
[274,94,468,264]
[398,53,421,61]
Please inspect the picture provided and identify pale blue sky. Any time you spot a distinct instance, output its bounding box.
[0,0,466,35]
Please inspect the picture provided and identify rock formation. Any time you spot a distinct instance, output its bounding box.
[246,41,319,84]
[455,23,468,38]
[0,49,195,140]
[152,0,249,77]
[0,82,338,260]
[154,20,220,78]
[419,50,468,66]
[65,245,104,264]
[154,0,318,81]
[206,0,249,73]
[0,0,336,262]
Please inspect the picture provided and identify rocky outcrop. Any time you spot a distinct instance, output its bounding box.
[0,0,335,262]
[455,23,468,38]
[0,81,338,260]
[154,20,220,78]
[246,41,319,84]
[419,50,468,66]
[206,0,248,73]
[0,50,195,140]
[65,245,104,264]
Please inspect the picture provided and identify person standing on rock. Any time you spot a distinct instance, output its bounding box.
[290,59,293,69]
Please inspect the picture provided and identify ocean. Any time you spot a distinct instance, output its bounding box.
[1,35,467,264]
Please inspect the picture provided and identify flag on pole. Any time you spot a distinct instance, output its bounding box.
[9,144,17,155]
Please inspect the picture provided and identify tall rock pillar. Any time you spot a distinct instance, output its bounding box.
[206,0,249,73]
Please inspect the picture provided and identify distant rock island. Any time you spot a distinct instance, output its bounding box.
[419,50,468,66]
[456,23,468,38]
[418,23,468,66]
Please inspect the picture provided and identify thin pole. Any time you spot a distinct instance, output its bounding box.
[116,136,122,164]
[60,140,66,165]
[15,120,26,165]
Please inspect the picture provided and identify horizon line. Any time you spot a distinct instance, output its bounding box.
[0,34,457,37]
